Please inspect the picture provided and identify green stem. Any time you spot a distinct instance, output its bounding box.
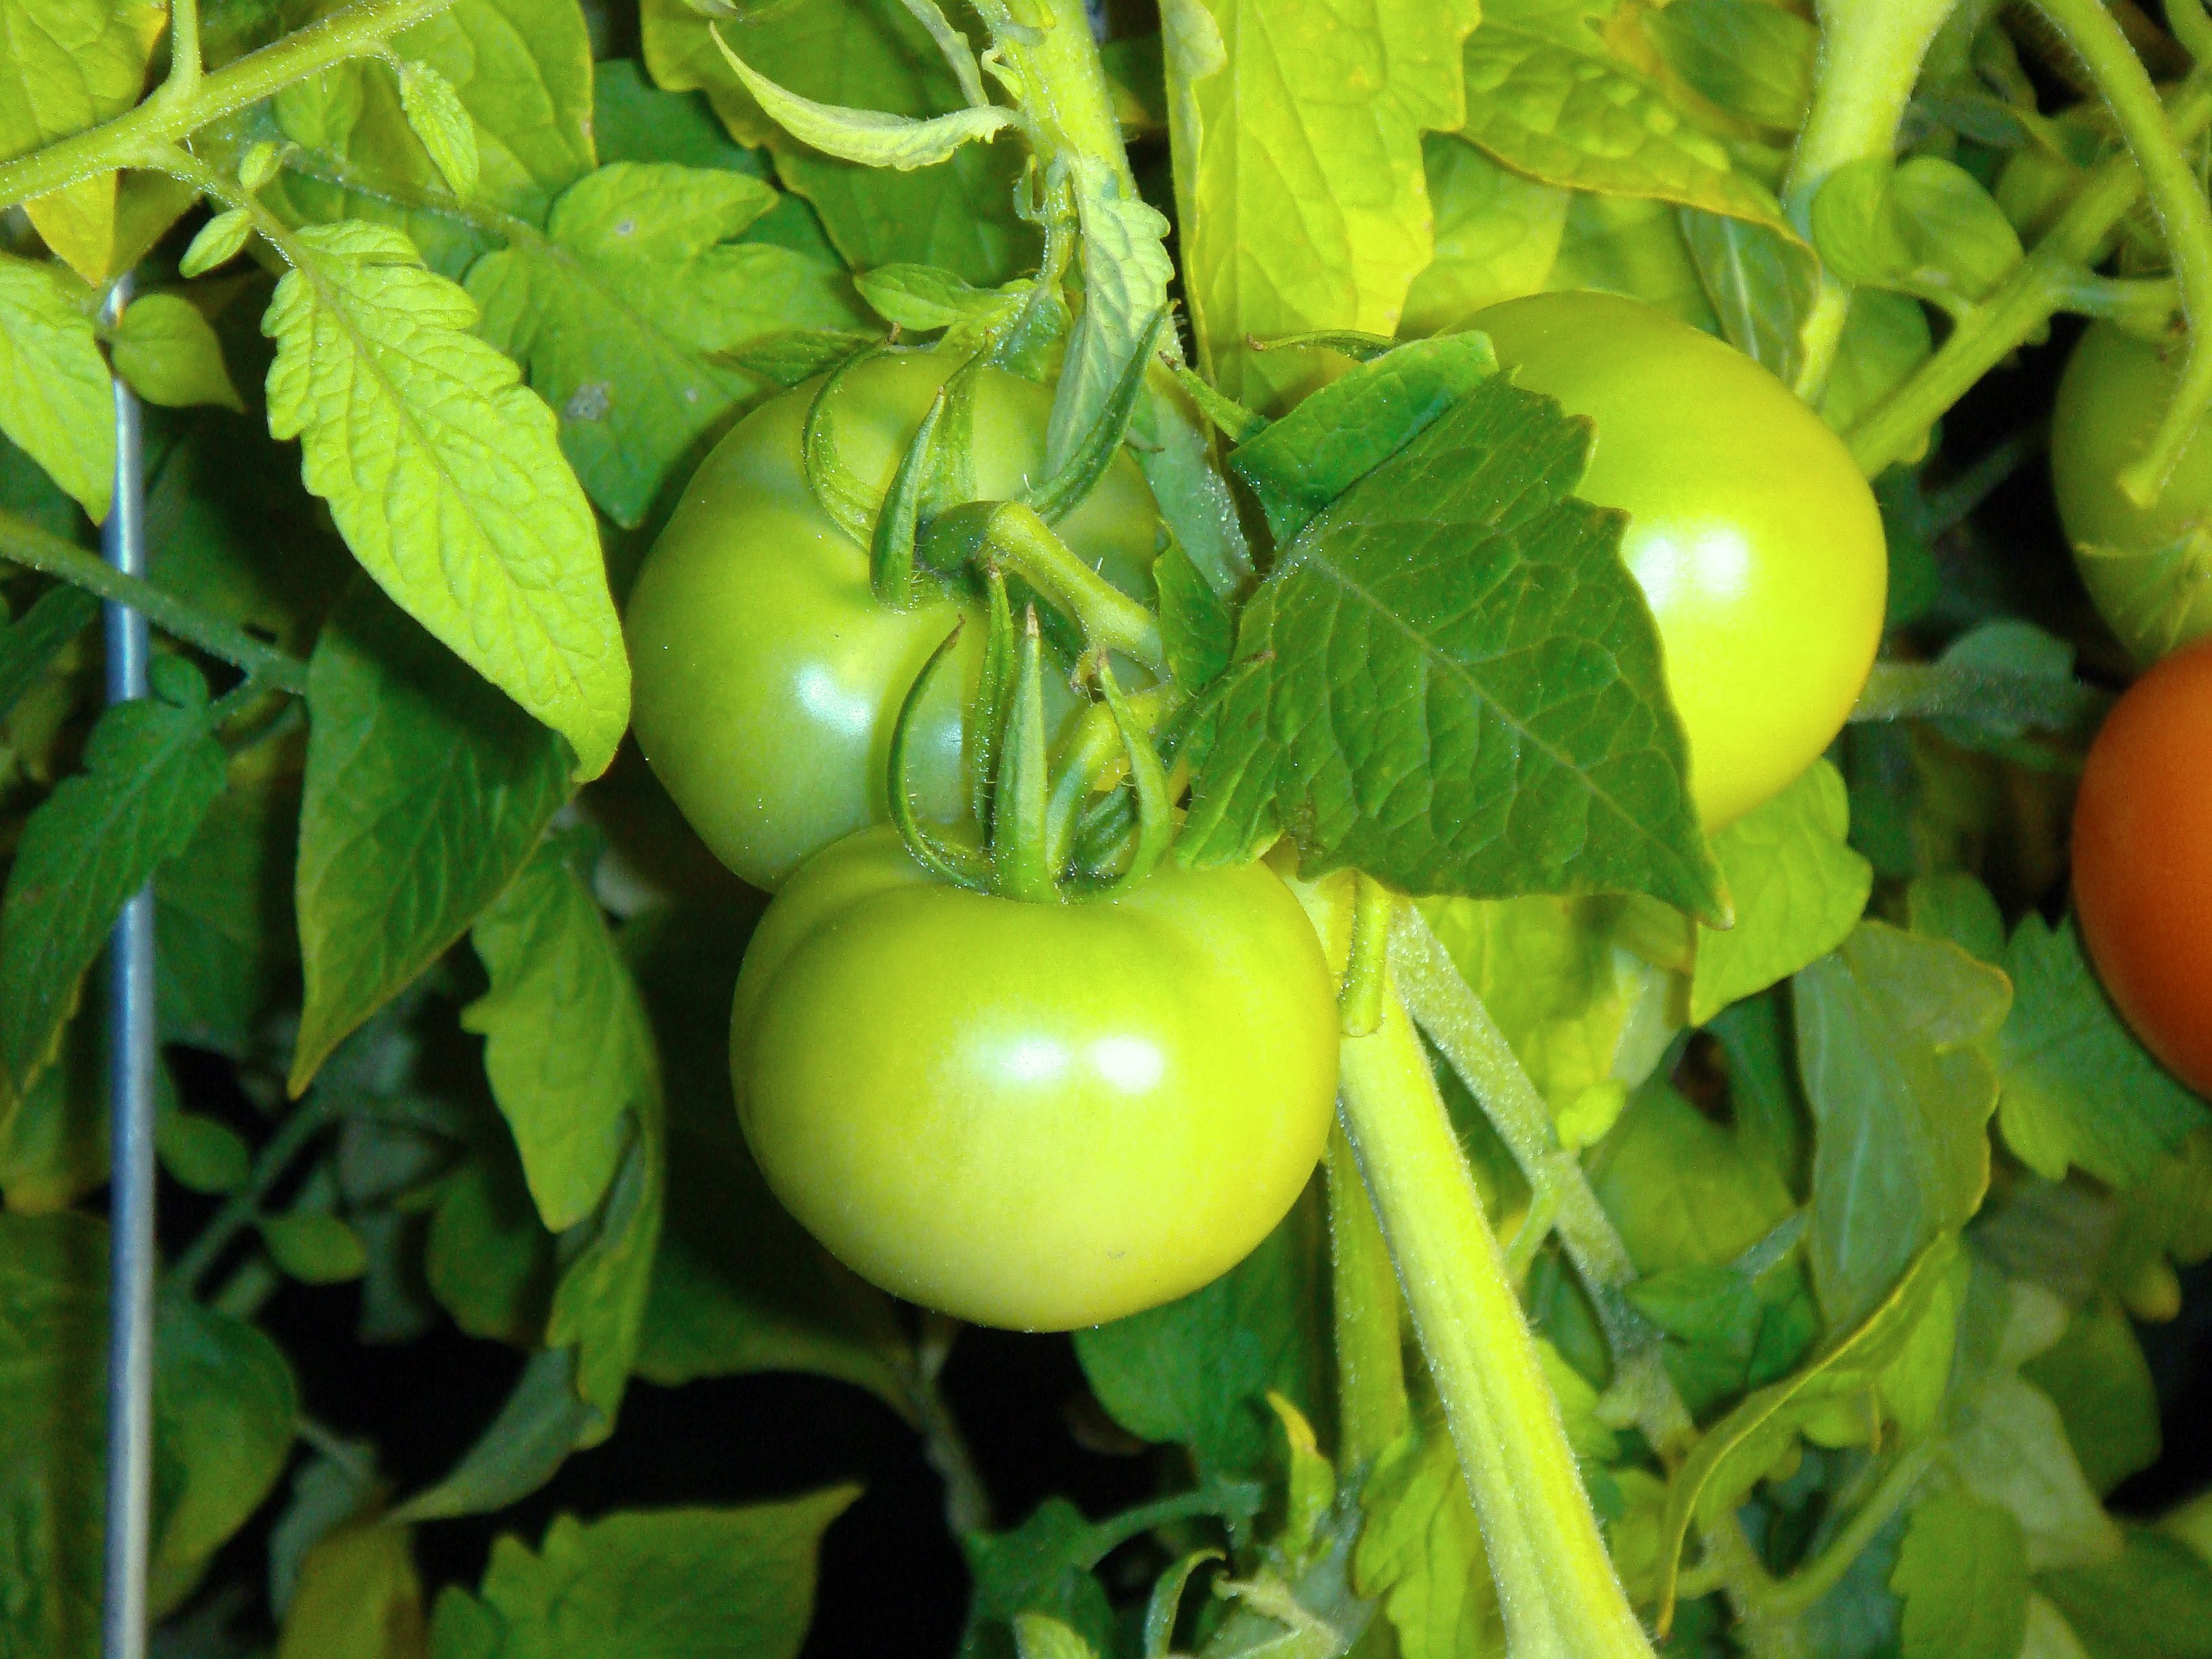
[1848,79,2212,476]
[1761,1443,1937,1620]
[1849,659,2106,732]
[1786,0,1962,397]
[167,1094,337,1297]
[163,0,205,104]
[1338,876,1394,1038]
[0,0,459,212]
[1327,1125,1408,1471]
[1386,907,1694,1450]
[970,0,1138,194]
[933,502,1166,672]
[912,1313,996,1535]
[1082,1486,1265,1565]
[1333,969,1654,1659]
[0,506,310,695]
[2175,0,2212,63]
[2026,0,2212,507]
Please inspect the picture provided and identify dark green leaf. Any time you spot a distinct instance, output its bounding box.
[2038,1530,2212,1659]
[1183,374,1721,918]
[1645,0,1817,130]
[0,683,228,1100]
[157,1107,251,1195]
[1891,1491,2029,1659]
[1154,537,1235,692]
[639,0,1031,285]
[428,1489,856,1659]
[1795,923,2011,1328]
[394,1347,596,1523]
[2023,1295,2160,1498]
[961,1500,1117,1659]
[290,582,569,1094]
[1997,916,2208,1189]
[260,1212,371,1283]
[0,583,96,722]
[1589,1083,1795,1275]
[1073,1191,1328,1483]
[1227,333,1497,544]
[1679,207,1820,384]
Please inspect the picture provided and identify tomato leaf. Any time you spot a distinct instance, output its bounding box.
[710,29,1016,169]
[1400,137,1570,338]
[1644,0,1818,132]
[266,0,594,279]
[392,1347,596,1525]
[1073,1200,1327,1484]
[0,682,228,1104]
[0,0,165,281]
[1996,915,2209,1190]
[276,1523,426,1659]
[264,220,628,777]
[1457,26,1795,236]
[425,1490,856,1659]
[2039,1530,2212,1659]
[640,0,1031,285]
[110,291,245,412]
[468,161,864,528]
[1689,760,1873,1027]
[289,583,569,1094]
[1891,1491,2030,1659]
[1353,1424,1502,1659]
[0,253,114,520]
[1589,1085,1795,1275]
[1679,208,1822,386]
[1795,922,2011,1329]
[2022,1295,2161,1498]
[1181,373,1724,921]
[1227,332,1498,544]
[1162,0,1479,409]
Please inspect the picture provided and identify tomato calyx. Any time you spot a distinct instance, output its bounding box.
[888,590,1175,903]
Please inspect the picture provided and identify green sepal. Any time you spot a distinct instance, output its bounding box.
[924,352,988,516]
[989,608,1059,904]
[871,385,948,609]
[1025,306,1170,524]
[1172,365,1269,445]
[1065,658,1173,901]
[888,623,993,890]
[802,343,889,548]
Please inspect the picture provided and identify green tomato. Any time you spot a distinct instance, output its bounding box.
[626,351,1160,890]
[2050,321,2212,665]
[1469,291,1888,830]
[729,828,1340,1331]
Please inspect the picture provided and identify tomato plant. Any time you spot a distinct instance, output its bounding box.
[10,0,2212,1657]
[2053,320,2212,663]
[1470,290,1889,830]
[626,350,1160,890]
[2072,638,2212,1096]
[731,828,1338,1331]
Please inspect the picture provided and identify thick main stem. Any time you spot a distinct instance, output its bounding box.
[1785,0,1963,398]
[1335,973,1656,1659]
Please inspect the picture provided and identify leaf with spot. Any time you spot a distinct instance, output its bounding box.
[1181,373,1723,918]
[468,161,864,527]
[264,220,628,776]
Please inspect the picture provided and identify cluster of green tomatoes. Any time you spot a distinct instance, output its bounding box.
[619,289,2212,1335]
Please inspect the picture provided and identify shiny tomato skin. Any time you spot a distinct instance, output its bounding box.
[2071,638,2212,1097]
[2050,321,2212,665]
[1469,291,1889,831]
[625,351,1160,890]
[729,829,1341,1331]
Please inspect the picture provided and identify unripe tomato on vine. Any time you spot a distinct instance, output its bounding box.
[1469,291,1889,831]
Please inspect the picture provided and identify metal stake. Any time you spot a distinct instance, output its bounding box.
[99,270,156,1659]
